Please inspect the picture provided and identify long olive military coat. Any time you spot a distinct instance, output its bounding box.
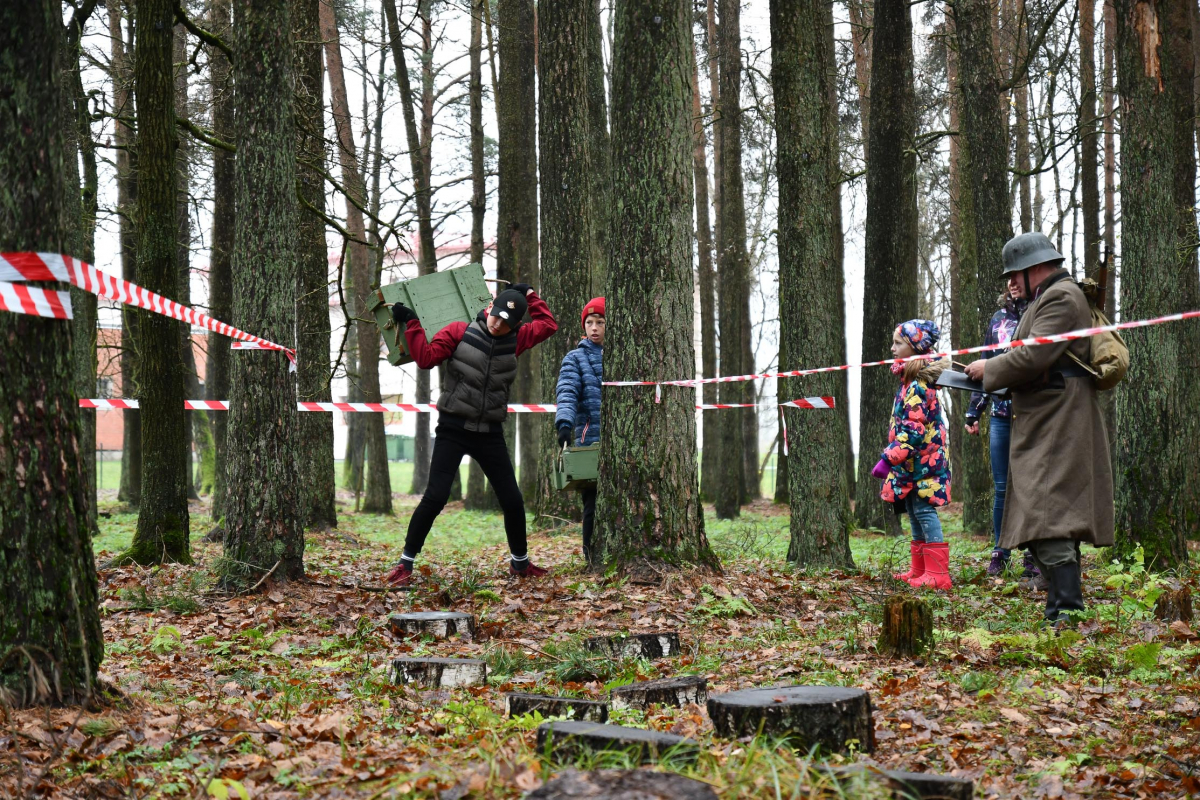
[983,269,1115,549]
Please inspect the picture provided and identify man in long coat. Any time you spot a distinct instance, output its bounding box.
[965,232,1114,624]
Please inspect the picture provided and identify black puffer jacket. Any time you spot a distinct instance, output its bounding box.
[438,313,518,431]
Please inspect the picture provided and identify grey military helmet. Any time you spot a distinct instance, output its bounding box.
[1001,231,1065,276]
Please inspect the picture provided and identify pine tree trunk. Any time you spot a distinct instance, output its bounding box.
[594,0,717,574]
[0,0,105,707]
[771,0,855,568]
[534,0,609,522]
[847,0,874,158]
[954,0,1012,535]
[122,0,190,565]
[222,0,304,587]
[175,24,201,503]
[854,0,920,533]
[946,2,969,522]
[692,39,720,505]
[1013,0,1033,233]
[206,0,234,521]
[714,0,749,519]
[700,2,720,503]
[1113,0,1200,566]
[295,0,337,530]
[320,0,391,515]
[1080,0,1101,277]
[111,0,142,508]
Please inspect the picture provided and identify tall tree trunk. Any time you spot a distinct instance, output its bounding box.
[0,0,105,707]
[714,0,749,518]
[111,0,142,508]
[206,0,233,521]
[1014,0,1034,232]
[946,2,969,522]
[854,0,920,532]
[594,0,717,572]
[175,23,201,503]
[534,0,609,521]
[67,12,99,534]
[700,0,721,502]
[382,0,438,495]
[295,0,337,529]
[222,0,304,587]
[1113,0,1200,566]
[320,0,391,514]
[122,0,190,565]
[847,0,874,158]
[1080,0,1101,277]
[692,41,720,505]
[771,0,855,567]
[496,0,540,500]
[954,0,1013,534]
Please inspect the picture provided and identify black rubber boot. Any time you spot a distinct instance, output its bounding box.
[1051,562,1084,626]
[1041,563,1060,624]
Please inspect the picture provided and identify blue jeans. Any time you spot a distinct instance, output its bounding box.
[905,494,944,544]
[989,416,1012,556]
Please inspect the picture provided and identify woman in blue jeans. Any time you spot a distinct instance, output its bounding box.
[965,286,1037,578]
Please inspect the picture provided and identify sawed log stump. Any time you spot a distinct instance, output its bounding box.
[526,769,718,800]
[1154,587,1193,623]
[536,720,700,766]
[826,766,974,800]
[584,631,681,660]
[391,657,486,688]
[389,611,476,640]
[706,686,874,754]
[878,595,933,657]
[610,675,707,710]
[506,693,608,722]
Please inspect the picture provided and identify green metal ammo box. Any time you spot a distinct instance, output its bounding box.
[552,444,600,492]
[371,262,495,366]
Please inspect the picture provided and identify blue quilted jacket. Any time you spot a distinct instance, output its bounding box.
[555,339,603,445]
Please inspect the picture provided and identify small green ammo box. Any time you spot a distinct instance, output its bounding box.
[371,262,495,366]
[552,444,600,492]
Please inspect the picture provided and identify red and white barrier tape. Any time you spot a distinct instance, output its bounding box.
[80,396,835,413]
[0,252,294,361]
[0,280,73,319]
[603,308,1200,387]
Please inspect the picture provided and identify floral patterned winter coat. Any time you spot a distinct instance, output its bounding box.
[880,360,952,507]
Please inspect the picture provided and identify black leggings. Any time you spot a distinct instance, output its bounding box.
[404,424,526,559]
[581,486,597,562]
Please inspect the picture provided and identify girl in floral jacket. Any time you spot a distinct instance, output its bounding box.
[869,319,953,590]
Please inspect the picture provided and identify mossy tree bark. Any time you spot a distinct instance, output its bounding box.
[853,0,921,533]
[295,0,337,530]
[713,0,750,519]
[122,0,190,565]
[770,0,854,568]
[953,0,1012,534]
[534,0,610,522]
[205,0,234,521]
[222,0,304,587]
[496,0,541,499]
[1113,0,1200,566]
[320,0,391,515]
[110,0,142,508]
[0,0,105,706]
[593,0,718,573]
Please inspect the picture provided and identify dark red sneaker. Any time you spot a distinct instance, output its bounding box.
[384,562,415,587]
[510,561,549,578]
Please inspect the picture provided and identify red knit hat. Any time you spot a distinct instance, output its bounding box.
[581,297,605,329]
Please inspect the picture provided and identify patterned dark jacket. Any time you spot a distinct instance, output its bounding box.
[966,297,1027,421]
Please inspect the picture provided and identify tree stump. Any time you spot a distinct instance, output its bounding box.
[1154,588,1193,623]
[826,766,974,800]
[536,721,700,766]
[526,769,718,800]
[506,693,609,722]
[391,657,486,688]
[706,686,874,754]
[610,675,707,710]
[878,595,933,657]
[584,632,681,660]
[389,611,476,640]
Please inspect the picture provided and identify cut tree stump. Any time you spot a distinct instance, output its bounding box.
[391,657,486,688]
[388,611,476,640]
[878,595,933,657]
[584,632,680,660]
[827,766,974,800]
[526,769,718,800]
[1154,588,1193,623]
[506,693,609,722]
[536,721,700,765]
[610,675,707,710]
[706,686,874,754]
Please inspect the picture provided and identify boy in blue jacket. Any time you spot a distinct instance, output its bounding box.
[555,297,604,564]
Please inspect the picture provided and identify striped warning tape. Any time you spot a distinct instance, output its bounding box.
[79,397,836,413]
[0,280,72,319]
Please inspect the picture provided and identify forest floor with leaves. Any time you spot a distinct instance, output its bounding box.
[3,488,1199,799]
